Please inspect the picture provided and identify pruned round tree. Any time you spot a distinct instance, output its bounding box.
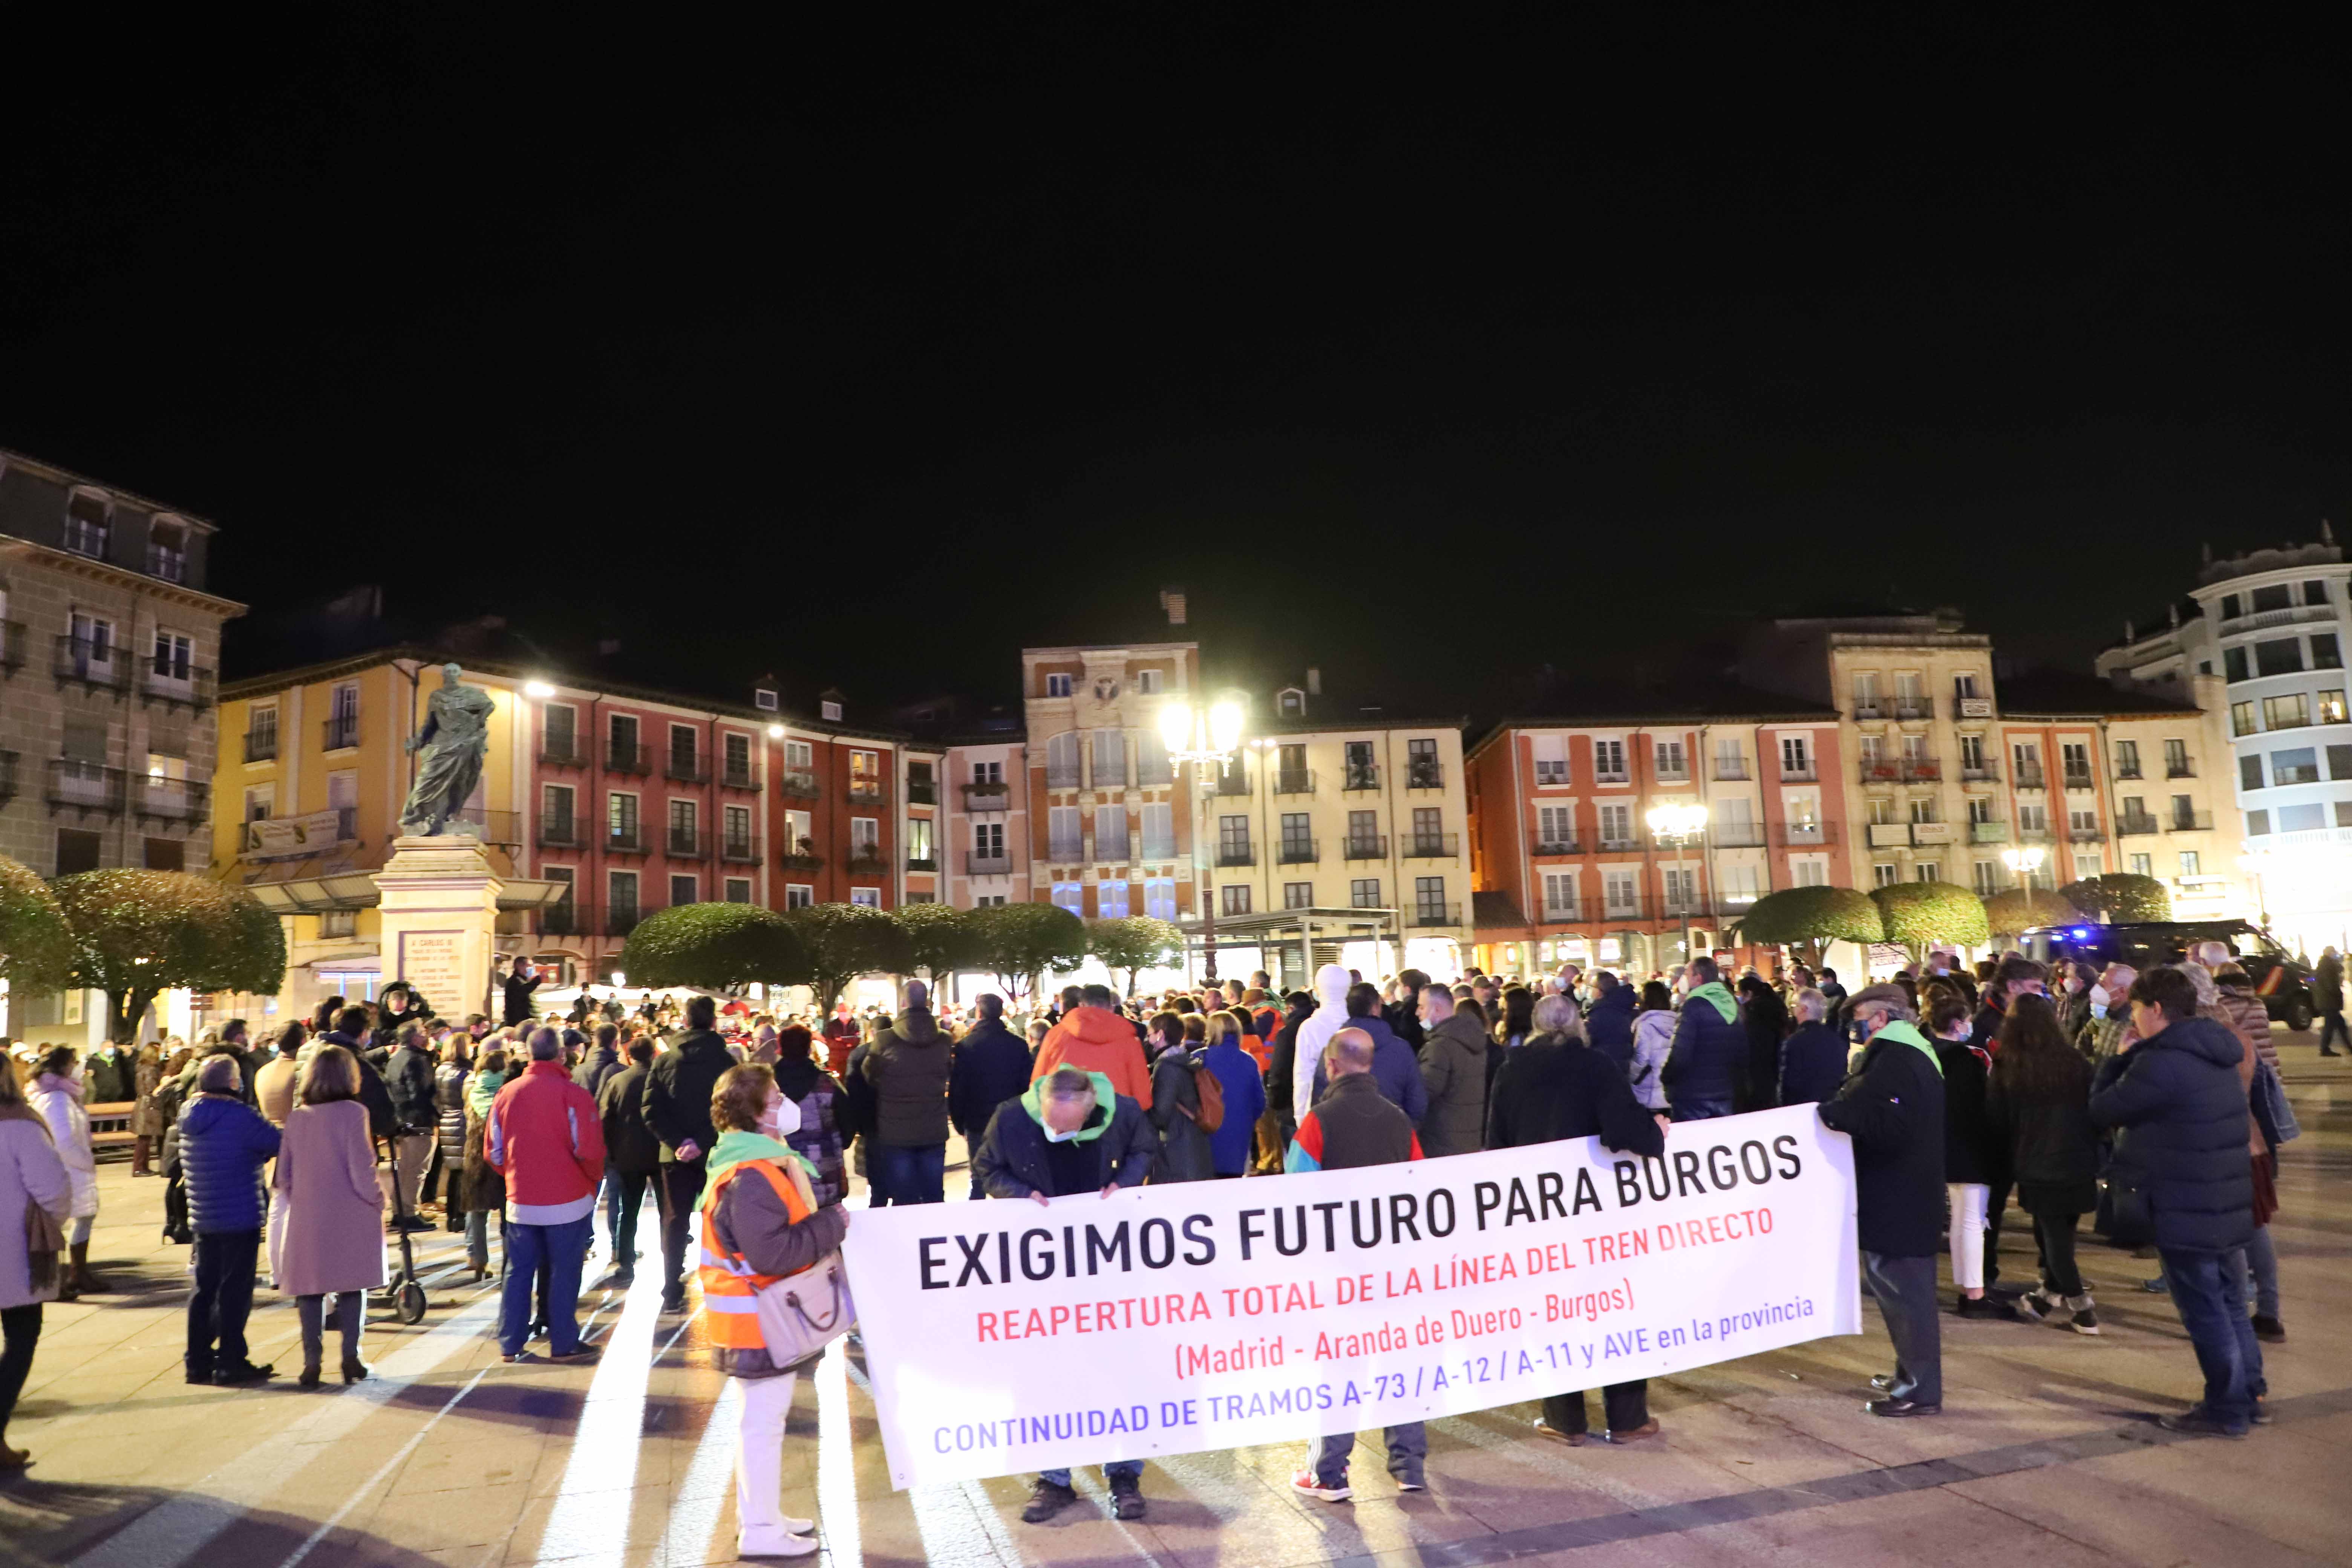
[619,902,805,992]
[968,901,1090,1006]
[1087,915,1184,996]
[782,902,915,1012]
[0,852,75,993]
[2058,873,2171,924]
[891,901,983,983]
[1868,881,1989,962]
[51,870,289,1044]
[1733,885,1883,966]
[1983,887,2086,938]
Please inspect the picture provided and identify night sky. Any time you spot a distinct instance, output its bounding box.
[3,11,2345,722]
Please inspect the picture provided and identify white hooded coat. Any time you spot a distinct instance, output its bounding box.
[1291,963,1354,1126]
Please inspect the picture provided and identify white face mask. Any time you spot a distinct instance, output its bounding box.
[756,1092,803,1141]
[1044,1124,1083,1144]
[2090,1003,2109,1020]
[2089,984,2111,1007]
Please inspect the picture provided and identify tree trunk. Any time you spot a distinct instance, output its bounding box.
[106,986,159,1046]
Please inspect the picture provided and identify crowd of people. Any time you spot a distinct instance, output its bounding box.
[0,937,2311,1547]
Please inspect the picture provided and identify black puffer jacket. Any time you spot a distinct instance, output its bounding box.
[862,1008,951,1146]
[2089,1015,2253,1253]
[434,1065,469,1162]
[1486,1032,1663,1160]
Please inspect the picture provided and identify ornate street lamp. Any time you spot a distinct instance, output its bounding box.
[1160,698,1245,984]
[1646,802,1710,968]
[2002,845,2045,892]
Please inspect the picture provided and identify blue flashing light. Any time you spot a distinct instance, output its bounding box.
[2073,927,2094,938]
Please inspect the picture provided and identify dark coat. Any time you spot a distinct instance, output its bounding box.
[179,1093,280,1234]
[1985,1058,2099,1216]
[1582,986,1638,1072]
[1308,1014,1429,1125]
[322,1030,399,1139]
[773,1055,849,1208]
[384,1043,437,1131]
[1485,1032,1664,1160]
[1417,1012,1502,1158]
[1263,997,1315,1135]
[598,1061,663,1176]
[1660,995,1746,1117]
[643,1030,734,1162]
[836,1043,878,1144]
[1776,1021,1848,1106]
[1935,1039,2007,1187]
[1147,1050,1217,1183]
[946,1019,1031,1142]
[434,1065,469,1162]
[972,1092,1156,1199]
[1383,998,1426,1055]
[1296,1072,1417,1170]
[1818,1026,1947,1257]
[572,1045,623,1103]
[862,1007,952,1146]
[81,1046,135,1106]
[2315,954,2343,1013]
[2089,1015,2254,1253]
[1741,988,1789,1110]
[502,969,543,1027]
[461,1095,506,1213]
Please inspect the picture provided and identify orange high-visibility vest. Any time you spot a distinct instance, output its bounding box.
[697,1159,815,1349]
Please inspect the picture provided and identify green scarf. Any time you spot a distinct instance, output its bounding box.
[1686,980,1739,1024]
[707,1128,819,1184]
[466,1067,507,1118]
[1020,1069,1116,1142]
[1870,1019,1944,1076]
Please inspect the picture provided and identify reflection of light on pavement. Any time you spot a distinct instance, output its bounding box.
[524,1258,664,1563]
[842,1356,1011,1568]
[662,1376,742,1564]
[816,1339,862,1568]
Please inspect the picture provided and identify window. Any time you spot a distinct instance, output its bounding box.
[1913,862,1940,883]
[1858,733,1884,766]
[1537,804,1576,848]
[1345,808,1379,854]
[64,493,109,556]
[2012,740,2040,770]
[2263,693,2309,730]
[1869,796,1896,826]
[1090,728,1126,786]
[1542,872,1577,919]
[2257,639,2304,677]
[1410,806,1442,851]
[1095,803,1127,857]
[2221,593,2243,620]
[668,725,699,778]
[2331,744,2352,780]
[2130,853,2153,876]
[1960,734,1986,772]
[2241,754,2267,791]
[1406,738,1441,788]
[2180,851,2202,874]
[821,700,844,722]
[971,759,1003,785]
[2254,584,2293,612]
[56,829,103,874]
[2321,691,2349,726]
[2314,634,2343,670]
[849,750,880,796]
[1652,740,1688,779]
[2306,580,2331,605]
[1351,878,1380,908]
[2272,747,2321,785]
[785,884,814,909]
[1967,796,1993,825]
[543,783,576,839]
[1720,864,1759,905]
[609,870,640,919]
[785,738,813,773]
[1593,739,1626,782]
[1278,690,1305,717]
[1280,812,1312,859]
[605,793,640,850]
[1779,735,1811,776]
[1343,741,1377,788]
[1662,867,1697,907]
[1218,814,1251,862]
[1413,876,1447,921]
[1141,801,1174,858]
[1874,863,1899,887]
[246,702,279,760]
[1954,671,1981,699]
[1900,732,1929,763]
[974,821,1004,858]
[67,611,114,674]
[1599,802,1632,846]
[1145,878,1176,920]
[2340,802,2352,827]
[849,817,879,859]
[850,887,880,908]
[1852,672,1880,714]
[2162,738,2190,776]
[1895,672,1924,714]
[2246,809,2271,836]
[2018,803,2047,833]
[2069,807,2100,833]
[1284,882,1312,910]
[724,732,752,782]
[725,878,753,903]
[1046,731,1081,788]
[151,629,192,683]
[1047,805,1081,860]
[784,808,812,856]
[243,783,274,823]
[1136,669,1162,694]
[327,770,357,839]
[669,796,699,844]
[724,804,754,855]
[2279,803,2327,832]
[1533,735,1567,785]
[1908,796,1937,824]
[1973,861,1998,896]
[544,703,577,758]
[1045,672,1073,697]
[2074,853,2103,879]
[2061,743,2092,785]
[1603,870,1639,914]
[2232,701,2257,736]
[2170,792,2197,827]
[1099,880,1130,917]
[1221,884,1252,916]
[670,873,698,906]
[755,686,779,711]
[609,712,640,767]
[2225,646,2250,683]
[1792,858,1827,888]
[1135,729,1171,785]
[2115,740,2140,778]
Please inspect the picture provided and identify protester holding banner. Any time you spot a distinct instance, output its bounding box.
[1818,982,1948,1417]
[697,1063,848,1560]
[973,1066,1158,1522]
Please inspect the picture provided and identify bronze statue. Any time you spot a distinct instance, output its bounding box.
[399,662,496,836]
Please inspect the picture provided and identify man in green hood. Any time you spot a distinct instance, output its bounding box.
[1660,956,1747,1120]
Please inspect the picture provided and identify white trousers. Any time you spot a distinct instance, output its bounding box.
[1947,1182,1989,1292]
[735,1370,801,1540]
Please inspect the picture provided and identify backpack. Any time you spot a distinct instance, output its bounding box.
[1184,1057,1225,1133]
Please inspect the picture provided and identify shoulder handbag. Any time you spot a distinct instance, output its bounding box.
[2256,1057,2300,1145]
[739,1161,858,1369]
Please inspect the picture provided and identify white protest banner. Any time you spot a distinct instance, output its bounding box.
[839,1104,1860,1489]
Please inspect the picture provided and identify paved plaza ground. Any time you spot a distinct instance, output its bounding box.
[2,1033,2348,1568]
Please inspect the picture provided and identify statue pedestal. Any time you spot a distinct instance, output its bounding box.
[375,835,505,1024]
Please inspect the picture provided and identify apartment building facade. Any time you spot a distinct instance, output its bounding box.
[1465,696,1847,976]
[2098,531,2352,951]
[942,735,1032,908]
[0,450,243,1040]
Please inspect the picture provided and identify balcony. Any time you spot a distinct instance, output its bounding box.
[1342,765,1381,792]
[1953,696,1994,720]
[1893,699,1930,720]
[666,827,710,860]
[0,751,15,804]
[1047,840,1084,864]
[141,662,214,711]
[1709,824,1767,848]
[1777,761,1818,782]
[52,637,129,695]
[906,779,936,805]
[2117,813,2160,836]
[1712,761,1749,781]
[539,902,592,938]
[1531,834,1582,856]
[2062,770,2095,792]
[1273,769,1315,796]
[845,850,888,877]
[2169,810,2216,832]
[721,834,763,864]
[1343,834,1388,860]
[606,741,651,775]
[2014,763,2047,789]
[665,753,709,785]
[1137,761,1174,787]
[537,817,583,849]
[1900,759,1940,782]
[1090,762,1128,789]
[1859,760,1903,784]
[1597,835,1640,852]
[1970,820,2012,844]
[1044,764,1081,790]
[146,543,188,582]
[1215,844,1257,868]
[1867,822,1909,848]
[905,854,937,873]
[2115,763,2144,781]
[2219,601,2336,634]
[243,729,279,763]
[1852,701,1885,720]
[2015,823,2056,843]
[847,780,884,804]
[966,851,1011,875]
[778,768,820,799]
[963,782,1011,812]
[45,759,125,816]
[1908,821,1956,846]
[1654,769,1691,786]
[779,846,824,872]
[1140,838,1176,860]
[1402,832,1459,859]
[605,907,643,938]
[1405,762,1445,791]
[2068,825,2107,843]
[606,824,648,854]
[1277,839,1320,865]
[1960,759,1999,782]
[538,739,586,768]
[1410,902,1463,929]
[2166,761,2196,779]
[1776,821,1833,846]
[1208,768,1252,798]
[135,775,208,825]
[721,764,761,792]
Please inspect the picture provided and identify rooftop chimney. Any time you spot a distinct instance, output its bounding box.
[1160,586,1187,626]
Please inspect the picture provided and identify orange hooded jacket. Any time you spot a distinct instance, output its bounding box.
[1029,1006,1154,1109]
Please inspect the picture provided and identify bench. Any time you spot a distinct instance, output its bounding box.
[86,1100,138,1155]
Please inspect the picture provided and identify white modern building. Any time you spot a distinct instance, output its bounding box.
[2098,528,2352,956]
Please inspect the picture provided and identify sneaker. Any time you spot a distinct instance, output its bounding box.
[2251,1314,2286,1343]
[1531,1417,1588,1447]
[1605,1418,1661,1443]
[1956,1295,2019,1321]
[2013,1287,2057,1323]
[2066,1295,2102,1335]
[1289,1470,1353,1502]
[1020,1479,1078,1523]
[2141,1276,2168,1294]
[2158,1408,2248,1438]
[1109,1475,1146,1521]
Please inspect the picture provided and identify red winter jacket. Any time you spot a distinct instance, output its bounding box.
[488,1059,607,1225]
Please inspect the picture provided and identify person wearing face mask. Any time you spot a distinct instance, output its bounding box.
[973,1065,1158,1523]
[1964,954,2049,1300]
[698,1063,848,1560]
[1927,987,2018,1321]
[2057,963,2095,1042]
[2083,964,2140,1065]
